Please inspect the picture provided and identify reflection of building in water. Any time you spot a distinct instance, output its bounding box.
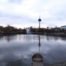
[32,18,43,66]
[32,34,43,66]
[32,53,43,66]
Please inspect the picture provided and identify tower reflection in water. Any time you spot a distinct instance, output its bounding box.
[32,18,43,66]
[32,35,43,66]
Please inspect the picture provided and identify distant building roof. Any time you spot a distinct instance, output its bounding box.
[61,26,66,30]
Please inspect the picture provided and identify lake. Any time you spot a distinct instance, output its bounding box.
[0,34,66,66]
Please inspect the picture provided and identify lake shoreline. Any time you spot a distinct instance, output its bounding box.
[0,33,66,37]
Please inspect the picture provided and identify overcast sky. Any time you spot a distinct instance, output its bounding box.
[0,0,66,28]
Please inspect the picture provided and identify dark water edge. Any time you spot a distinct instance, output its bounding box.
[0,32,66,36]
[44,33,66,37]
[0,33,26,36]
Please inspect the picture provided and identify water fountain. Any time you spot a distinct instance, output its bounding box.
[26,28,31,34]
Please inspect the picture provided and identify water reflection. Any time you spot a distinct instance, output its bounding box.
[5,35,17,42]
[32,53,43,66]
[7,60,22,66]
[45,35,66,41]
[0,35,66,42]
[0,35,66,66]
[0,35,17,42]
[32,34,44,66]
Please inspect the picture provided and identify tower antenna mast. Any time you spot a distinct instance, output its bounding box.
[38,18,42,52]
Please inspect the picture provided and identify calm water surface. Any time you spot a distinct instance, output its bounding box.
[0,34,66,66]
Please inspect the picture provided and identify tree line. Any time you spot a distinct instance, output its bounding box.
[0,25,65,35]
[0,25,26,35]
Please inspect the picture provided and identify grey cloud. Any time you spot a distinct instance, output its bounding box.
[0,12,36,26]
[8,0,22,4]
[0,0,66,27]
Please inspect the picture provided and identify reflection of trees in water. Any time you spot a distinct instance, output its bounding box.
[6,59,31,66]
[46,36,59,41]
[7,60,22,66]
[0,35,66,42]
[0,36,4,40]
[0,35,17,42]
[5,35,17,42]
[6,35,16,42]
[60,37,66,41]
[46,35,66,41]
